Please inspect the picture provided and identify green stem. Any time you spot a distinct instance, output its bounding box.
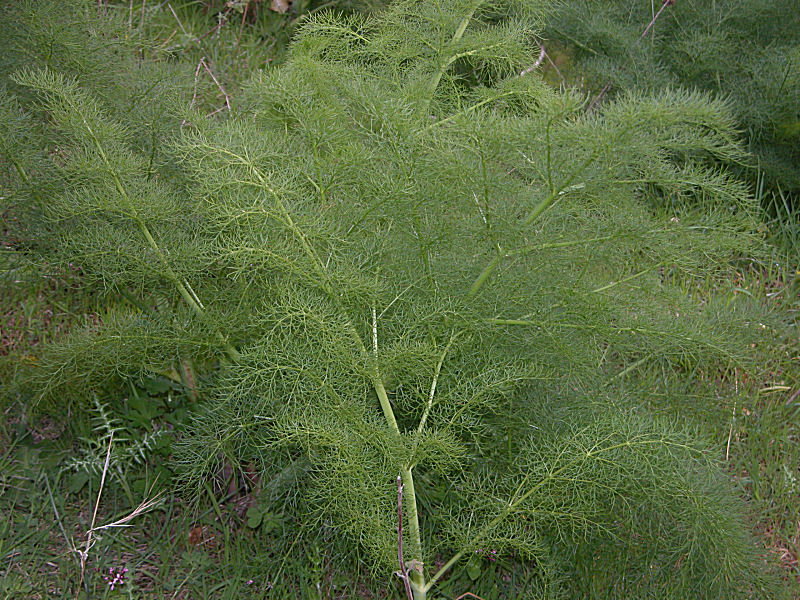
[204,146,333,296]
[509,233,618,256]
[415,334,457,438]
[135,219,241,361]
[607,353,652,381]
[400,334,460,595]
[468,121,636,300]
[78,118,240,361]
[467,253,502,300]
[425,437,692,591]
[590,264,661,293]
[401,467,425,599]
[371,308,400,433]
[422,1,482,113]
[547,27,600,56]
[373,374,401,436]
[467,175,576,300]
[114,285,151,312]
[9,156,30,185]
[426,91,517,129]
[370,309,426,596]
[468,233,620,300]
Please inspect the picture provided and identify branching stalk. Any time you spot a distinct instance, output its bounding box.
[372,307,401,434]
[400,468,425,599]
[590,264,662,293]
[62,99,241,361]
[415,333,458,438]
[425,436,697,591]
[468,123,635,300]
[397,475,414,600]
[422,0,483,113]
[426,91,518,130]
[371,308,426,598]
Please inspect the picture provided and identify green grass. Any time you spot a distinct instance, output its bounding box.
[104,0,378,111]
[0,390,371,599]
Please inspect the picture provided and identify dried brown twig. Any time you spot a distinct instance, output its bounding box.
[520,43,547,77]
[201,58,231,114]
[396,474,414,600]
[75,433,162,598]
[78,432,113,593]
[641,0,676,39]
[184,56,232,123]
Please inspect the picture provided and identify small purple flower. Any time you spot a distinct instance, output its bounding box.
[103,566,129,590]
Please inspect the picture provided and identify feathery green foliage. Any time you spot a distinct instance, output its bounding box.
[546,0,800,198]
[1,0,787,597]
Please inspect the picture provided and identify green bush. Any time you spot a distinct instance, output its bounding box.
[1,0,786,597]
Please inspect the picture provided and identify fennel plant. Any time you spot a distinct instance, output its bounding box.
[0,0,785,597]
